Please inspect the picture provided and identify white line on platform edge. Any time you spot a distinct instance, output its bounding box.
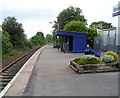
[0,47,44,98]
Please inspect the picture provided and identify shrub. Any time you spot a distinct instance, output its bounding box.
[77,59,86,65]
[77,55,103,65]
[85,59,103,64]
[81,55,99,61]
[73,58,80,63]
[102,55,115,63]
[105,51,118,61]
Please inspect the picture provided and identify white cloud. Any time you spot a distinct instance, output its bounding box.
[21,20,54,38]
[1,8,55,20]
[0,0,119,38]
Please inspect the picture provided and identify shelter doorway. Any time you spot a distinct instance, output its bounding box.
[68,36,73,51]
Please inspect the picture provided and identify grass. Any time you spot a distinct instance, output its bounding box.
[73,57,104,65]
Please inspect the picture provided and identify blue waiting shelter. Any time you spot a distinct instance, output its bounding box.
[56,30,88,53]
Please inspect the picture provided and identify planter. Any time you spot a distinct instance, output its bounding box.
[105,63,116,67]
[83,65,97,70]
[70,60,119,74]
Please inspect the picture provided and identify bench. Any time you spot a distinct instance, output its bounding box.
[94,49,101,57]
[87,49,101,57]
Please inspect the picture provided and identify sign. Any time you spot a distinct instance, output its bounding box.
[113,2,120,17]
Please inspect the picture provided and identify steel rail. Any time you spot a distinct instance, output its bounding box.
[0,46,40,73]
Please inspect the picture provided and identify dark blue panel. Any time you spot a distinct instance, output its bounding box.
[56,30,88,53]
[73,37,87,53]
[113,11,120,17]
[56,30,88,38]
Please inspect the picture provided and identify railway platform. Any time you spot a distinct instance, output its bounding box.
[3,45,118,96]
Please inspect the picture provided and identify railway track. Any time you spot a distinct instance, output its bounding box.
[0,46,41,92]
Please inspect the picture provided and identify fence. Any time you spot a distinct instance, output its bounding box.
[94,27,120,53]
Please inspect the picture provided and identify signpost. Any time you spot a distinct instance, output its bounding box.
[113,2,120,17]
[113,1,120,53]
[118,2,120,53]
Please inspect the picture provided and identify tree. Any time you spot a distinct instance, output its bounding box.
[64,20,87,33]
[31,32,45,47]
[63,20,99,48]
[53,6,87,30]
[2,31,13,55]
[26,40,33,49]
[90,21,113,29]
[87,28,99,48]
[46,34,53,43]
[2,17,26,48]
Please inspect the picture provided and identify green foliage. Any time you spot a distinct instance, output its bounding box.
[81,55,99,61]
[73,55,103,65]
[102,55,115,63]
[53,6,87,45]
[73,54,119,67]
[85,59,103,64]
[26,40,33,49]
[8,48,22,57]
[46,34,53,43]
[105,51,118,61]
[1,17,46,59]
[73,58,81,63]
[87,27,99,48]
[1,30,24,59]
[31,32,45,47]
[2,17,26,48]
[63,21,98,48]
[77,59,86,65]
[90,21,113,29]
[2,31,13,55]
[81,55,102,64]
[64,21,87,33]
[54,6,87,30]
[76,58,103,65]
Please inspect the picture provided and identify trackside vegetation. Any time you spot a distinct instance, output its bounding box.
[1,17,52,59]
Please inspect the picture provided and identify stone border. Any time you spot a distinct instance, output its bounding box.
[70,60,120,74]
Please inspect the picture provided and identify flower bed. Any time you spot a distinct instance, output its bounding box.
[70,60,119,74]
[70,51,120,74]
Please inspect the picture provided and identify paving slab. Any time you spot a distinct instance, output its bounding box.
[23,45,118,96]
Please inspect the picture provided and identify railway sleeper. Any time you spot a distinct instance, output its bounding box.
[0,73,15,76]
[0,75,14,78]
[0,82,8,87]
[0,76,14,79]
[0,86,6,91]
[0,79,11,82]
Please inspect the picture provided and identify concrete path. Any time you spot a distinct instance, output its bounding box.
[23,45,118,96]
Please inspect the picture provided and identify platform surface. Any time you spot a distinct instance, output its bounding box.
[5,45,119,96]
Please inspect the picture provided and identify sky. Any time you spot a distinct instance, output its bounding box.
[0,0,119,39]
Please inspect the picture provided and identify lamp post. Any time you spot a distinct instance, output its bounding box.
[49,22,59,30]
[49,21,60,47]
